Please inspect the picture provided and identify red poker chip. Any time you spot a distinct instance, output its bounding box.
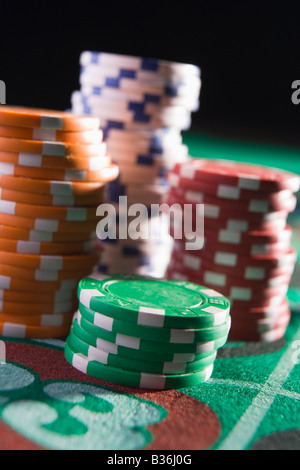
[257,310,291,333]
[201,225,292,246]
[215,240,287,257]
[167,264,287,310]
[232,297,289,314]
[167,185,297,214]
[167,258,293,289]
[167,171,298,204]
[166,267,289,301]
[229,310,291,334]
[228,323,290,342]
[171,159,300,193]
[167,212,293,246]
[172,237,295,260]
[230,308,290,329]
[166,261,291,292]
[166,203,290,236]
[170,247,295,281]
[171,244,297,269]
[201,238,289,257]
[229,300,290,321]
[231,300,291,323]
[169,219,288,240]
[230,294,288,309]
[228,325,287,342]
[165,193,290,224]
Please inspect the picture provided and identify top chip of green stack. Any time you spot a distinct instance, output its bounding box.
[78,275,231,329]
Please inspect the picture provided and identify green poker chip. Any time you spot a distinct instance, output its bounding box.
[77,275,231,329]
[72,318,227,364]
[76,310,231,354]
[79,302,231,344]
[68,275,232,390]
[68,328,217,375]
[64,339,214,390]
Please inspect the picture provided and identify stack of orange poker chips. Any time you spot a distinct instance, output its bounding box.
[0,106,119,338]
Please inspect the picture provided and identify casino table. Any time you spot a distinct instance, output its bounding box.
[0,131,300,451]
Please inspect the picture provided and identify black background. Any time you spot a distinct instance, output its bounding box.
[1,0,300,145]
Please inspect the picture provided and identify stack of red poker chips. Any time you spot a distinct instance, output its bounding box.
[165,158,300,342]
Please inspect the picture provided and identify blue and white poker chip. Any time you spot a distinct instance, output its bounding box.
[80,51,201,78]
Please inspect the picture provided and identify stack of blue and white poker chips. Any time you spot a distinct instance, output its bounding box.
[97,211,173,277]
[71,51,201,277]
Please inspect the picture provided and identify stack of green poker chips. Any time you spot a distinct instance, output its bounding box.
[65,274,231,390]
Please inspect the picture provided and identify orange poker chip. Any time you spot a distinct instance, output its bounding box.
[0,262,98,282]
[0,276,80,293]
[0,106,100,131]
[0,136,107,158]
[0,287,77,303]
[0,275,80,292]
[0,212,99,233]
[0,224,96,243]
[0,174,107,196]
[0,238,96,255]
[0,249,102,270]
[0,150,111,171]
[0,298,78,315]
[0,124,103,144]
[0,137,107,158]
[0,312,74,327]
[0,161,119,182]
[0,198,99,221]
[0,320,71,338]
[0,185,106,207]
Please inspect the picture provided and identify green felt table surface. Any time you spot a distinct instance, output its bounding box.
[183,131,300,175]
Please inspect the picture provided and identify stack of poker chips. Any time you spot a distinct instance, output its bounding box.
[71,51,201,278]
[65,275,231,390]
[164,159,300,342]
[0,106,118,339]
[97,211,173,277]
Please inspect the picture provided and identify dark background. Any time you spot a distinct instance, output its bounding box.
[1,0,300,145]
